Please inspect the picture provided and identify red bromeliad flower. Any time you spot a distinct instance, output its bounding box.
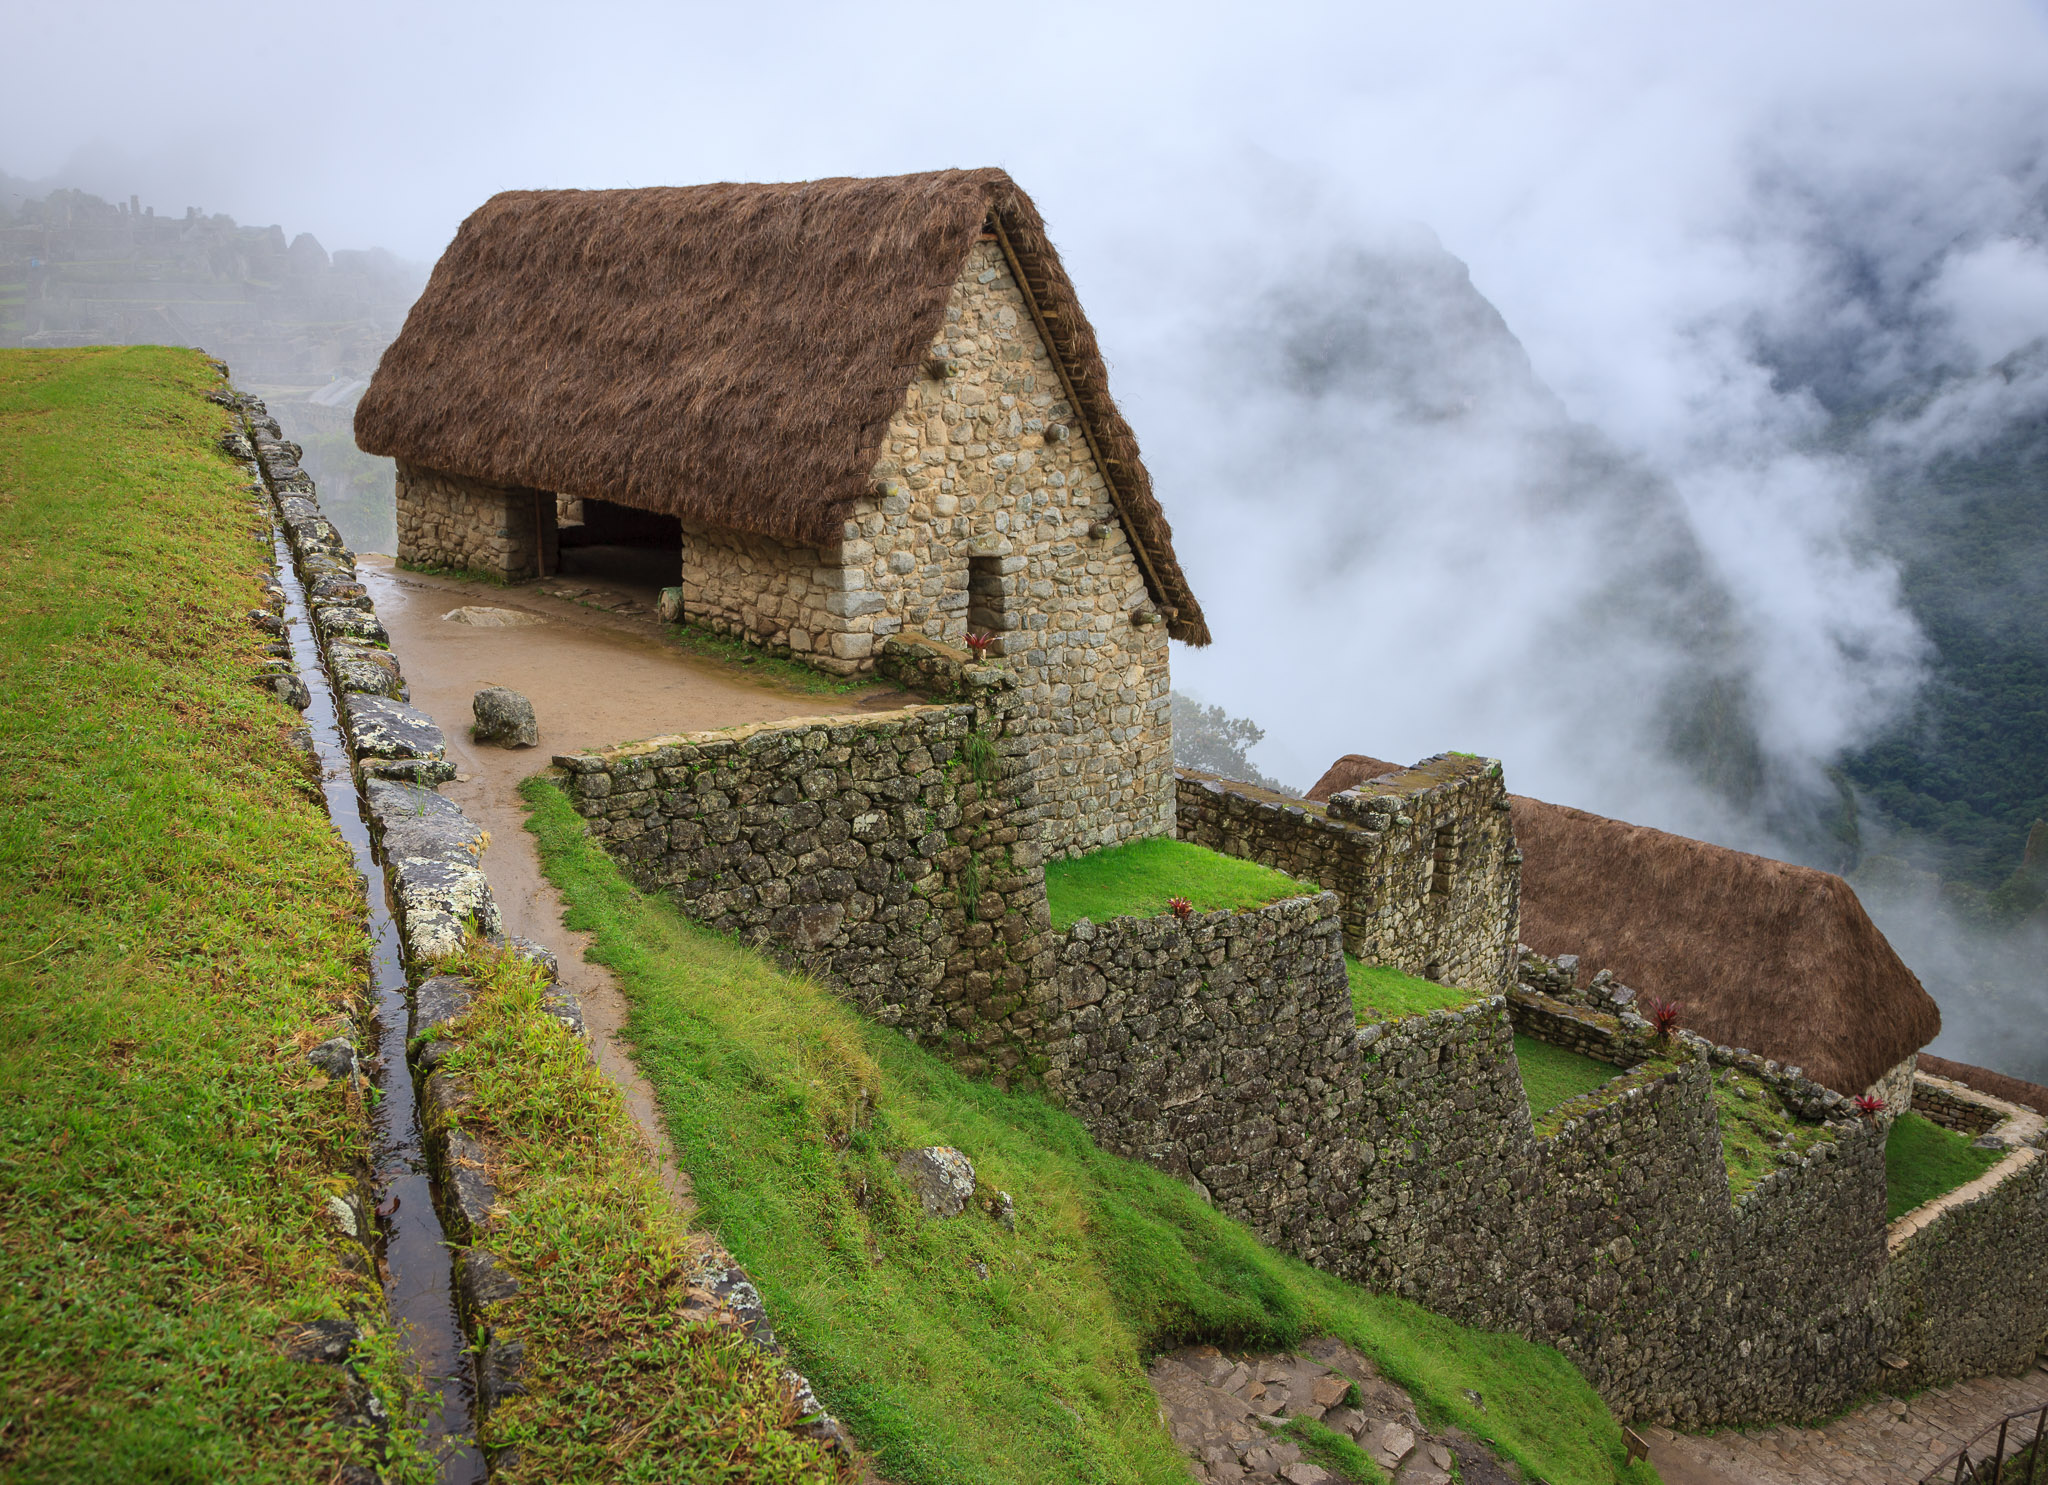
[1646,998,1683,1038]
[1854,1094,1888,1118]
[964,631,995,661]
[1167,896,1194,921]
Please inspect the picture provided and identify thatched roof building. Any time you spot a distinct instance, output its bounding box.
[355,167,1205,643]
[358,169,1203,860]
[1307,756,1941,1093]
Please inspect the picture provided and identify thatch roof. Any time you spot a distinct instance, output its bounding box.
[1508,796,1939,1095]
[1306,757,1941,1093]
[1306,755,1408,800]
[1919,1054,2048,1117]
[355,168,1208,644]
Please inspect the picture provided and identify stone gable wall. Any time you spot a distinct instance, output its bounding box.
[677,240,1173,860]
[395,459,549,580]
[1175,758,1520,992]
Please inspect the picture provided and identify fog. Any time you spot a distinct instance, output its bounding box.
[10,0,2046,1074]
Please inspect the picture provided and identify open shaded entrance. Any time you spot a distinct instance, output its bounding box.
[554,495,682,596]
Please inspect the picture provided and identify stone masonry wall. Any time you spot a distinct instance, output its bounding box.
[675,239,1173,860]
[396,459,548,580]
[554,685,1061,1079]
[1176,757,1520,992]
[560,711,2044,1427]
[1039,894,1363,1254]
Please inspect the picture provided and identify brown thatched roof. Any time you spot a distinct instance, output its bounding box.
[1919,1054,2048,1117]
[355,168,1208,644]
[1306,755,1406,801]
[1509,795,1939,1095]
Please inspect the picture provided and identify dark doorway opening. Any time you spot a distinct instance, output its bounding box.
[554,495,682,595]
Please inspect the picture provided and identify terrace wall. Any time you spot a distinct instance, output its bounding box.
[1174,758,1519,992]
[561,719,2047,1427]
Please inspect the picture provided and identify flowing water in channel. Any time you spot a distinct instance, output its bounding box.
[265,516,486,1483]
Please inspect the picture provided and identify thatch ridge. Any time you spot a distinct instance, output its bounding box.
[355,168,1208,644]
[1508,795,1939,1095]
[1918,1054,2048,1118]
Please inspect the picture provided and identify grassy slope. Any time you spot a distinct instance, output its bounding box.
[1044,836,1308,931]
[0,347,416,1480]
[524,777,1659,1485]
[1346,960,1479,1023]
[1514,1035,1623,1118]
[1884,1111,2002,1221]
[421,942,847,1482]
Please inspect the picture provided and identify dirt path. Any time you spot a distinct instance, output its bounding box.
[361,557,902,1210]
[1646,1362,2048,1484]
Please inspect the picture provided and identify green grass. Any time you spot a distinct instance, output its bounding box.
[0,347,422,1480]
[523,776,1660,1485]
[1346,959,1481,1023]
[1515,1035,1624,1120]
[1044,836,1310,931]
[423,940,848,1482]
[1711,1067,1834,1200]
[1885,1111,2003,1220]
[1276,1415,1390,1483]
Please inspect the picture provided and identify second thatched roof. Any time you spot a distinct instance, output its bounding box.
[1306,754,1941,1093]
[354,167,1208,644]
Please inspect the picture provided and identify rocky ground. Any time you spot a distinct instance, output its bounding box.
[1150,1338,1519,1485]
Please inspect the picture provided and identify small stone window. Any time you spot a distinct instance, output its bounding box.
[967,554,1020,646]
[1427,823,1459,899]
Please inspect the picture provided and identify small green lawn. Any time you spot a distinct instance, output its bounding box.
[1885,1111,2003,1220]
[524,778,1659,1485]
[0,347,419,1480]
[1346,959,1481,1023]
[1712,1067,1833,1200]
[1045,836,1309,930]
[1515,1035,1623,1120]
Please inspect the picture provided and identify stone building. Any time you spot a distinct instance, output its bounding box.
[1309,754,1944,1100]
[354,170,1209,857]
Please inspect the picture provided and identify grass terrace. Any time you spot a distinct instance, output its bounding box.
[0,347,420,1480]
[1515,1035,1624,1122]
[1709,1066,1834,1199]
[1346,960,1483,1023]
[1043,835,1310,931]
[523,777,1661,1485]
[1884,1110,2003,1220]
[421,940,848,1482]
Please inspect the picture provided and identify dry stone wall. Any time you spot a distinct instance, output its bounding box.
[396,460,550,580]
[1176,757,1520,991]
[554,683,1064,1080]
[1878,1148,2048,1388]
[1039,895,1362,1252]
[559,708,2045,1428]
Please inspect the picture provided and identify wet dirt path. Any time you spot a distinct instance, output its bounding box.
[360,556,904,1209]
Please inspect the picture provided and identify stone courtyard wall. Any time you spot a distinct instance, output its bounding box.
[395,460,551,580]
[1175,757,1520,991]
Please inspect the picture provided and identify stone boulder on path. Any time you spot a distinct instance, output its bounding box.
[473,686,538,749]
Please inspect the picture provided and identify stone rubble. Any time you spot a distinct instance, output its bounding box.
[1149,1338,1515,1485]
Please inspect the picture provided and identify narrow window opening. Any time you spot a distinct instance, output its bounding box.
[1427,823,1459,899]
[967,555,1020,648]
